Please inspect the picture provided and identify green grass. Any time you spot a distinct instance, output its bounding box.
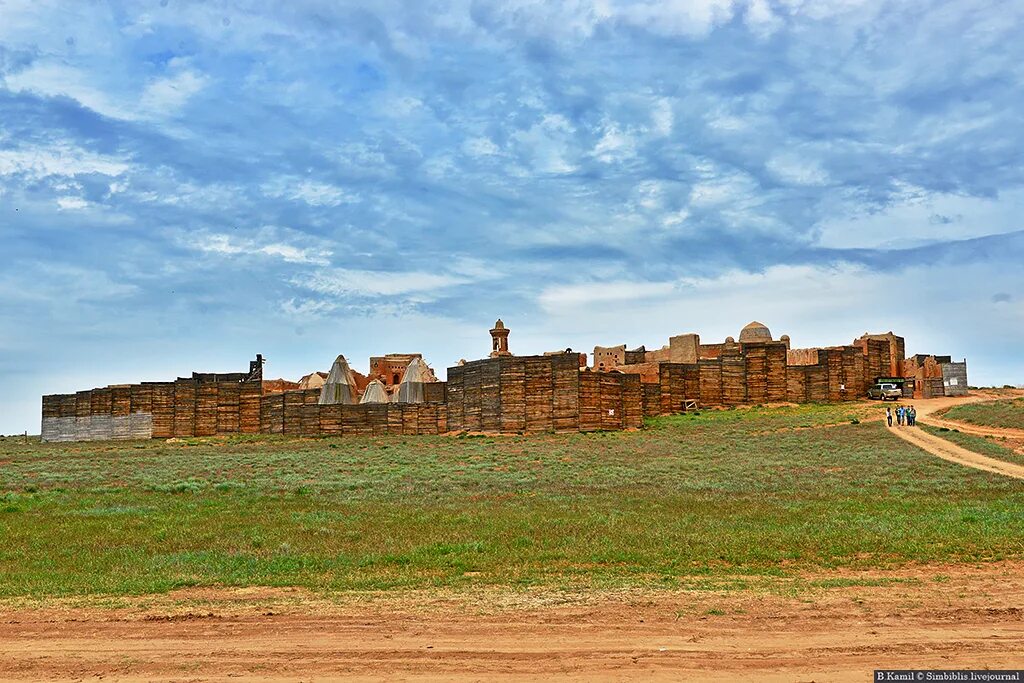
[921,425,1024,465]
[1,402,1021,597]
[943,398,1024,430]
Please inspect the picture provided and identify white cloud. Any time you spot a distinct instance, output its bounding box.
[745,0,783,35]
[463,137,501,157]
[593,123,636,162]
[538,280,678,310]
[183,231,331,265]
[0,144,129,180]
[512,114,577,175]
[651,98,675,137]
[139,68,209,113]
[613,0,738,37]
[814,187,1024,249]
[261,178,359,207]
[56,197,89,210]
[662,208,690,227]
[3,62,132,120]
[294,269,467,298]
[767,152,830,186]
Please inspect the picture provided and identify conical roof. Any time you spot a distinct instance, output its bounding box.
[394,357,429,403]
[319,355,357,405]
[359,379,390,404]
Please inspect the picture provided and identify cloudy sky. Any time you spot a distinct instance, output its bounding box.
[1,0,1022,433]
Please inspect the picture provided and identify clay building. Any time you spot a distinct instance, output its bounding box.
[369,353,438,386]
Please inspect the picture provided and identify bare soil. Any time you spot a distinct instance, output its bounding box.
[2,563,1023,681]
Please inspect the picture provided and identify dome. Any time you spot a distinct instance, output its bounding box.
[739,321,772,343]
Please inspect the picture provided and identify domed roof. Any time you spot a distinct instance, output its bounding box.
[739,321,772,343]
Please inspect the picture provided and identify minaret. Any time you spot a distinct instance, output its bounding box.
[489,319,511,358]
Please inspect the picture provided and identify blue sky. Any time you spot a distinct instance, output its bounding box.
[1,0,1022,433]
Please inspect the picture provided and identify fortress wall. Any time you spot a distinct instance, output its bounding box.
[446,366,465,431]
[744,344,767,403]
[698,343,725,359]
[499,358,526,433]
[787,348,821,366]
[445,355,638,434]
[658,363,700,414]
[524,356,553,432]
[622,374,644,429]
[698,359,723,405]
[423,381,447,404]
[42,386,154,443]
[766,343,788,402]
[41,327,930,442]
[721,344,747,404]
[43,377,454,443]
[787,366,809,402]
[642,382,661,417]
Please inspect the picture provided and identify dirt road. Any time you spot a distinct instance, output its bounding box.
[1,563,1023,682]
[878,392,1024,479]
[887,421,1024,479]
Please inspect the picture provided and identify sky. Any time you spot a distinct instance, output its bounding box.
[1,0,1022,434]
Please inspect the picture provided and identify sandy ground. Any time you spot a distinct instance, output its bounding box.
[1,562,1023,682]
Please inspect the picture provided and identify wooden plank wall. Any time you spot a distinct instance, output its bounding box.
[445,355,639,434]
[641,382,661,418]
[43,335,885,442]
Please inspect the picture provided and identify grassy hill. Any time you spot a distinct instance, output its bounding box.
[943,397,1024,430]
[1,402,1021,597]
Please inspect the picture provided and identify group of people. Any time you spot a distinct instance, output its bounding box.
[885,404,917,427]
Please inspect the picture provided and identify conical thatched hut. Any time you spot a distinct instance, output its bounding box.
[319,355,357,405]
[359,379,390,404]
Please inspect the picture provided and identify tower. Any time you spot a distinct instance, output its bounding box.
[489,319,511,358]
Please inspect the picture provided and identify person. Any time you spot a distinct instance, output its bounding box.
[886,406,893,427]
[909,405,917,426]
[897,405,905,426]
